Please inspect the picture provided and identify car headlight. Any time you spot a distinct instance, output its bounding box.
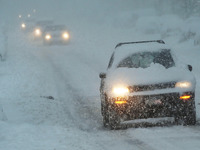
[21,23,26,29]
[175,81,192,88]
[62,32,69,40]
[112,86,129,97]
[45,34,51,40]
[34,28,41,36]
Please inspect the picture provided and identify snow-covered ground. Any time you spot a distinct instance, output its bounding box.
[0,0,200,150]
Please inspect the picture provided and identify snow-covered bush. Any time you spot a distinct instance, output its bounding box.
[170,0,200,18]
[179,16,200,44]
[179,31,196,43]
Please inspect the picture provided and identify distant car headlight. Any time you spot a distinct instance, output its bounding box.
[62,32,70,40]
[175,81,192,88]
[45,34,52,40]
[34,28,41,36]
[112,86,129,97]
[21,23,26,29]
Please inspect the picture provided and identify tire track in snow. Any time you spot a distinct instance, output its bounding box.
[43,48,156,150]
[44,51,102,131]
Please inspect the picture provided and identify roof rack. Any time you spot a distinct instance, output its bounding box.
[115,40,165,49]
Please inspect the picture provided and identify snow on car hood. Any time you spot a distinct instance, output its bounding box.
[105,63,196,93]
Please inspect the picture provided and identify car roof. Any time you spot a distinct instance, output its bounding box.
[115,40,170,54]
[111,40,172,69]
[35,20,54,26]
[115,40,165,48]
[44,25,67,31]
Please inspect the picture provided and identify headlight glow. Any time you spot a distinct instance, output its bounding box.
[45,34,51,40]
[112,86,129,96]
[34,28,41,36]
[62,32,70,40]
[21,23,26,29]
[175,81,192,88]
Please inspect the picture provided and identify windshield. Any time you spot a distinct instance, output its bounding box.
[118,49,175,69]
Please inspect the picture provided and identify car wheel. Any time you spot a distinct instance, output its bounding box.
[108,106,121,130]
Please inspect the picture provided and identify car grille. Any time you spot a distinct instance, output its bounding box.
[128,81,176,92]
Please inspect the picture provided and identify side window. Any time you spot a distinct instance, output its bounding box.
[118,57,133,68]
[154,50,175,69]
[107,52,115,69]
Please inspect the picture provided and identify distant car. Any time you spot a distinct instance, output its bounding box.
[42,25,70,45]
[32,20,54,41]
[99,40,196,129]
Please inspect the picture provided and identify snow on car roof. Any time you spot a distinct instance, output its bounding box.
[111,42,172,69]
[44,25,67,31]
[35,20,54,26]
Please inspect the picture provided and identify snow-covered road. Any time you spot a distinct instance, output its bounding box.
[0,29,158,150]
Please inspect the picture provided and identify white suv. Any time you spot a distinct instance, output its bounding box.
[99,40,196,129]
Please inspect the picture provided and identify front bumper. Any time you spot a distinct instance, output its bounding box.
[108,92,195,120]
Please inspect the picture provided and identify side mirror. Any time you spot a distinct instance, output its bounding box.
[188,65,192,72]
[99,72,106,79]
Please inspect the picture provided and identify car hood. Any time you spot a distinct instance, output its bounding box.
[105,65,196,91]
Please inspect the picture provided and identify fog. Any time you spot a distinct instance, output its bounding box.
[0,0,199,30]
[1,0,199,24]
